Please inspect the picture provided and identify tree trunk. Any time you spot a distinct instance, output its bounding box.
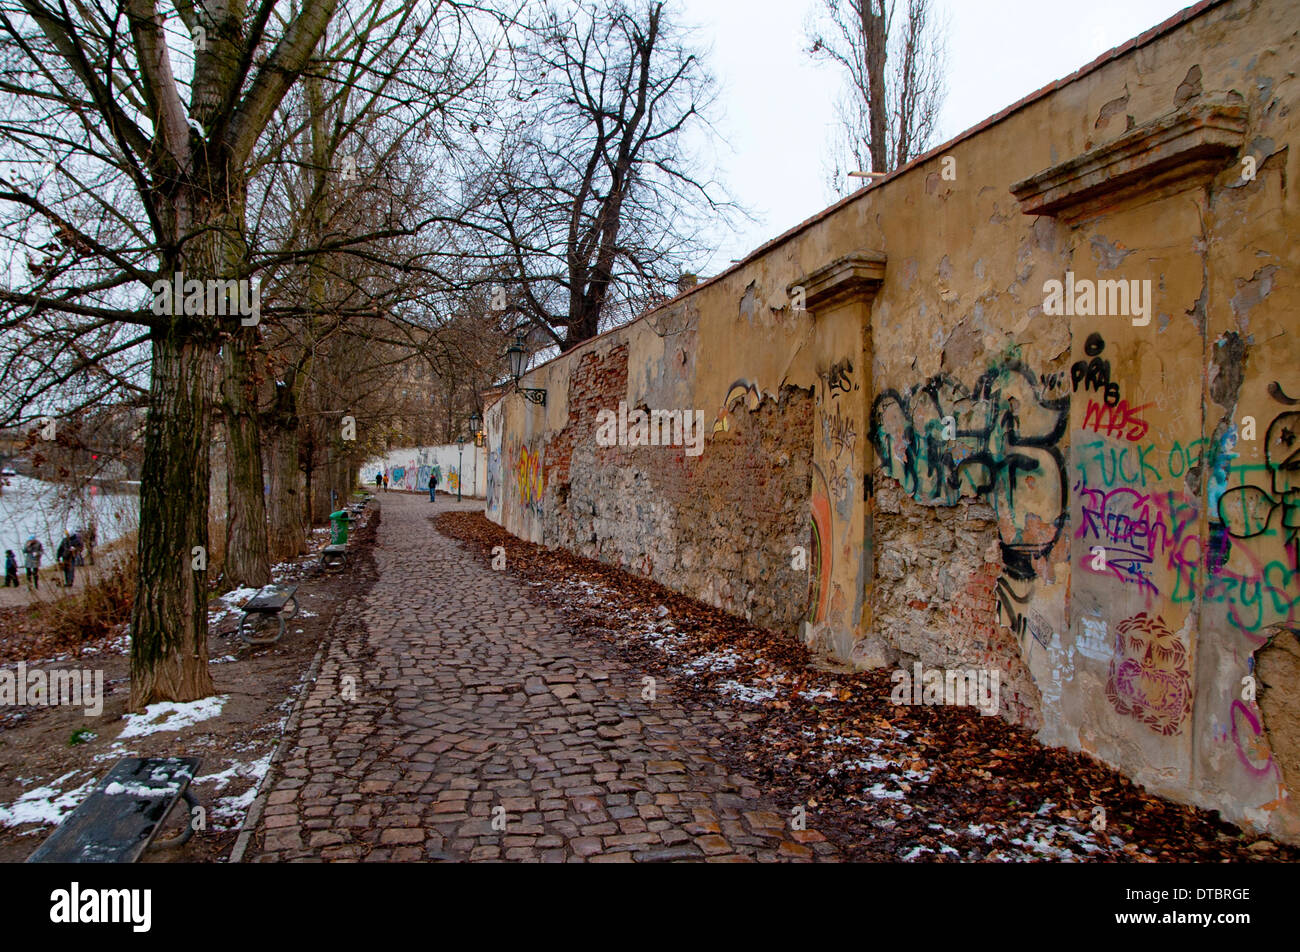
[221,330,271,588]
[129,327,217,709]
[861,0,890,172]
[266,380,305,560]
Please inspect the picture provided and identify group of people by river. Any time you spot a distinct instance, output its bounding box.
[3,526,94,590]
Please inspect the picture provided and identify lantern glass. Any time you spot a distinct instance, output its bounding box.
[506,336,526,379]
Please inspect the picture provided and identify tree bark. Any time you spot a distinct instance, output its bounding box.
[861,0,890,173]
[221,329,271,587]
[266,377,305,560]
[129,326,217,708]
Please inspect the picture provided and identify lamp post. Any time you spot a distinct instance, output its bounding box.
[456,435,465,503]
[506,334,546,406]
[469,410,482,497]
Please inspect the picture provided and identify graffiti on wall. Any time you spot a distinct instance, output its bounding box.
[486,450,502,514]
[1074,484,1200,598]
[1217,385,1300,570]
[808,464,832,623]
[712,379,764,434]
[1105,612,1192,735]
[512,441,544,514]
[871,352,1069,584]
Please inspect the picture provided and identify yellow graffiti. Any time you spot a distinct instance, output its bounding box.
[515,445,544,510]
[713,380,762,433]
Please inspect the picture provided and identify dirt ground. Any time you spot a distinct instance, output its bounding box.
[0,504,379,862]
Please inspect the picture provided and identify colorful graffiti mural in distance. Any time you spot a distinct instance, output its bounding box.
[511,439,544,514]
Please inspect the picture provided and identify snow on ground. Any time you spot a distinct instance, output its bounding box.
[0,772,97,832]
[117,695,228,740]
[546,564,1127,863]
[208,587,259,626]
[717,679,779,704]
[199,753,274,831]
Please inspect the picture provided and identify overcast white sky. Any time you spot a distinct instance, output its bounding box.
[689,0,1197,273]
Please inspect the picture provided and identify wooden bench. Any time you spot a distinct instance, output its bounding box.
[320,544,349,572]
[237,583,299,645]
[27,757,201,863]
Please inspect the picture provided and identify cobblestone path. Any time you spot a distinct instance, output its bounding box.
[249,491,837,862]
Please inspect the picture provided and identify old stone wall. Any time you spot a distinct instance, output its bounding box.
[488,0,1300,842]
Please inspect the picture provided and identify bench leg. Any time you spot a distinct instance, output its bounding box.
[151,790,199,851]
[240,611,284,646]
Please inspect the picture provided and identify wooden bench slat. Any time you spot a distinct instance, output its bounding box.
[243,583,298,613]
[27,757,200,863]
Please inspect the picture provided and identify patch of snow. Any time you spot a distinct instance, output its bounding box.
[797,688,836,701]
[684,649,742,673]
[0,772,97,831]
[117,695,228,739]
[865,782,906,801]
[196,753,272,792]
[717,679,778,703]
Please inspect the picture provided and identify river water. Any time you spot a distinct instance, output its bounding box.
[0,475,139,561]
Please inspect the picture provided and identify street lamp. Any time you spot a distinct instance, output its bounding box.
[506,334,546,406]
[468,410,483,499]
[456,435,465,502]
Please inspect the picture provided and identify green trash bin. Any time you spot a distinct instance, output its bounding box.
[329,510,349,545]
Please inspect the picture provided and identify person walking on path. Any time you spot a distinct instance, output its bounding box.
[375,471,382,492]
[56,532,76,587]
[22,536,42,589]
[382,473,389,493]
[3,550,18,587]
[429,466,439,503]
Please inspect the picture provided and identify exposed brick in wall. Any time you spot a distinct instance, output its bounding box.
[871,476,1041,726]
[544,344,630,501]
[539,343,813,635]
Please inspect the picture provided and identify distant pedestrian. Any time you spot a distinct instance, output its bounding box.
[57,532,76,587]
[382,473,389,492]
[429,468,439,502]
[22,535,42,589]
[70,530,84,566]
[3,550,17,588]
[374,471,382,491]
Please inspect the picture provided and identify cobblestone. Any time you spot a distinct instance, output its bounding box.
[248,492,837,862]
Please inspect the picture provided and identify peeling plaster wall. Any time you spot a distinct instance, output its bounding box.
[487,0,1300,842]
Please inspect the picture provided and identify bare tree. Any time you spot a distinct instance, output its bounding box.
[807,0,947,191]
[464,0,731,349]
[219,1,500,573]
[0,0,498,706]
